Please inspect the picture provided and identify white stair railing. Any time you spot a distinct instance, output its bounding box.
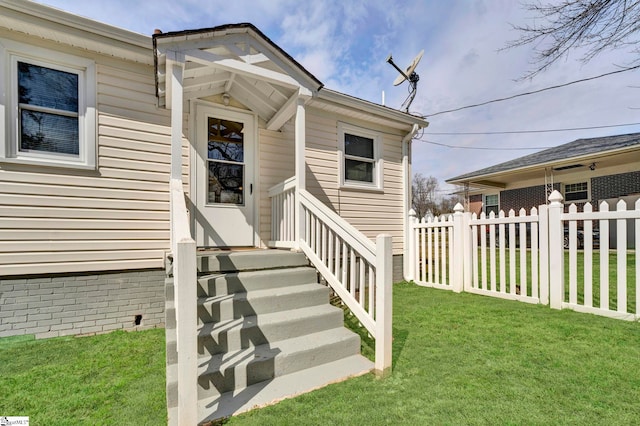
[268,178,393,375]
[268,176,296,248]
[169,178,197,425]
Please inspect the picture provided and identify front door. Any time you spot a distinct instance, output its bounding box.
[195,106,255,247]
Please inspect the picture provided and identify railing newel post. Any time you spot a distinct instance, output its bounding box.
[375,234,393,377]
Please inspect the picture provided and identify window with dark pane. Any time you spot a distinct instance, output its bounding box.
[484,194,499,215]
[344,133,375,183]
[207,117,245,204]
[18,62,79,155]
[564,182,588,202]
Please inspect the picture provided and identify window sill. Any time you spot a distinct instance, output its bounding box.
[0,156,96,171]
[340,182,384,194]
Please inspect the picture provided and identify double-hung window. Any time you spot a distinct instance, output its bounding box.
[484,194,499,215]
[563,181,589,203]
[0,39,96,169]
[338,122,383,190]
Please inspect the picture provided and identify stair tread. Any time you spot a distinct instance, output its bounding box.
[198,282,326,305]
[193,354,373,423]
[197,304,342,337]
[198,327,359,374]
[198,265,316,281]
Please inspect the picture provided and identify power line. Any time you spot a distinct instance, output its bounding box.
[424,65,640,118]
[424,121,640,135]
[418,139,552,150]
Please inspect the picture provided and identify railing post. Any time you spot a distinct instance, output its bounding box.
[407,209,416,281]
[375,234,393,377]
[548,190,564,309]
[176,238,197,426]
[452,203,464,292]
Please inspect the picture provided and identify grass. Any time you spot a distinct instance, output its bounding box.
[472,249,638,312]
[2,286,640,424]
[230,283,640,425]
[0,329,166,425]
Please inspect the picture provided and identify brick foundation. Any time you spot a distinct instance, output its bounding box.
[0,269,166,339]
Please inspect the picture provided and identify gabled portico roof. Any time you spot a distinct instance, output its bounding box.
[153,23,323,130]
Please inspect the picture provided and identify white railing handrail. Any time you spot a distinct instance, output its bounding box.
[300,188,376,265]
[268,175,297,198]
[169,178,197,425]
[171,179,193,247]
[269,177,392,375]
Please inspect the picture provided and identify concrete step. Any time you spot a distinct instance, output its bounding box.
[198,283,329,323]
[192,354,373,424]
[198,304,344,356]
[197,327,362,398]
[196,250,308,274]
[197,266,318,297]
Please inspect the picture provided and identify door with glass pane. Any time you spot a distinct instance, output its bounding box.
[195,106,255,247]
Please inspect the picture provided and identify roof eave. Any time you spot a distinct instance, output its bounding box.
[316,88,429,129]
[446,144,640,186]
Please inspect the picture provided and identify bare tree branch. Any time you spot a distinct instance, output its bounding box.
[506,0,640,78]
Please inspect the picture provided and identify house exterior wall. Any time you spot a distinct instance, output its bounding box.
[0,28,190,277]
[306,108,407,255]
[591,171,640,204]
[473,170,640,215]
[257,107,408,255]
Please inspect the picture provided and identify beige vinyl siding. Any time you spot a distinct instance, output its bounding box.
[0,38,190,276]
[258,123,295,245]
[258,108,407,254]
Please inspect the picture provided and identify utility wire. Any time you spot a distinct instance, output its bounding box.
[418,139,552,150]
[424,121,640,135]
[424,64,640,118]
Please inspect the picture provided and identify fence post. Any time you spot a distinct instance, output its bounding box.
[452,203,464,292]
[375,234,393,377]
[538,204,549,305]
[462,211,472,292]
[407,209,416,281]
[548,190,564,309]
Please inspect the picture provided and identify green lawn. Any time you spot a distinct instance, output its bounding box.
[473,250,638,313]
[2,285,640,425]
[0,329,166,425]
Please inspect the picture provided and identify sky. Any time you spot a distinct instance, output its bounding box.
[35,0,640,196]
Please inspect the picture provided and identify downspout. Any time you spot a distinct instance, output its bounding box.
[402,123,420,281]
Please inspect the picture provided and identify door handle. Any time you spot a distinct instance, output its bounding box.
[250,184,253,195]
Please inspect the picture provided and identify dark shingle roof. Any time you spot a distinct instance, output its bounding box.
[447,132,640,183]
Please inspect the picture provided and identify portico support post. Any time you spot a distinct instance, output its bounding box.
[294,89,311,250]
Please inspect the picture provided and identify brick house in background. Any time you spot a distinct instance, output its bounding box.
[446,132,640,216]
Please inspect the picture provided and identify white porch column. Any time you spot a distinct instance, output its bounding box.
[170,55,185,180]
[168,53,197,426]
[294,89,311,250]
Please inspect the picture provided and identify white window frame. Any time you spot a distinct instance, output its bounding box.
[0,39,96,169]
[338,122,383,191]
[484,193,499,215]
[562,180,590,203]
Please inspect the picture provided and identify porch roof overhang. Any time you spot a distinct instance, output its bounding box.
[153,23,323,130]
[447,134,640,190]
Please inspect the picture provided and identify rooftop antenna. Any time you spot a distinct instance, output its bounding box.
[386,49,424,113]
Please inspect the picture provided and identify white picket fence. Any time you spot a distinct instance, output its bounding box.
[409,190,640,321]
